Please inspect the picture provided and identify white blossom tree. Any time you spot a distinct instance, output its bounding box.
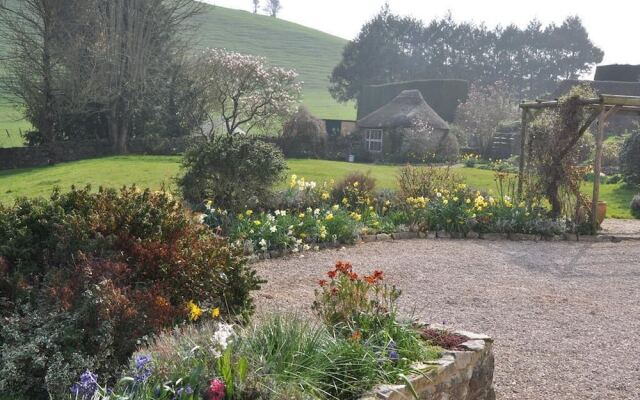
[193,48,302,137]
[454,82,518,158]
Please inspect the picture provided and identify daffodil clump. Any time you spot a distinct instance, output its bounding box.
[201,174,567,255]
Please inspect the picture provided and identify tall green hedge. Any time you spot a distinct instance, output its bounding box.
[594,64,640,82]
[357,80,469,122]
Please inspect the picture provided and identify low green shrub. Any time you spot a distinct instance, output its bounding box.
[280,106,328,158]
[178,136,287,210]
[0,187,262,399]
[620,130,640,185]
[331,171,376,209]
[397,165,464,200]
[631,195,640,219]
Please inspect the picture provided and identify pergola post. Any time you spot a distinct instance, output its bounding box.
[591,105,621,232]
[591,107,606,233]
[517,108,528,200]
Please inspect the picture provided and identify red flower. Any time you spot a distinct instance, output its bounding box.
[318,279,327,287]
[207,378,225,400]
[348,271,359,281]
[327,270,337,279]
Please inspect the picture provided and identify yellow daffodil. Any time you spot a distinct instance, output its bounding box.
[211,307,220,319]
[245,210,253,216]
[325,213,334,221]
[186,300,202,321]
[253,220,261,226]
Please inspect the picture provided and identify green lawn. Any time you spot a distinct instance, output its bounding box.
[0,156,636,218]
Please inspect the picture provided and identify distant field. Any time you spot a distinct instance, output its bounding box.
[0,4,354,140]
[0,156,635,218]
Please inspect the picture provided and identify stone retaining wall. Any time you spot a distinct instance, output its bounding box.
[361,330,495,400]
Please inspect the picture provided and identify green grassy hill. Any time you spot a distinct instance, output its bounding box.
[0,4,355,147]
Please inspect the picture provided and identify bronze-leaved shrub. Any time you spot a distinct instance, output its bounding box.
[0,186,262,399]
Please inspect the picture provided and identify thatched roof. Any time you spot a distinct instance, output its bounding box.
[551,79,640,99]
[357,90,449,130]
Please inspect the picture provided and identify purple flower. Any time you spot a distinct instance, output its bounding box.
[134,354,153,383]
[174,385,194,399]
[70,370,98,399]
[388,340,399,362]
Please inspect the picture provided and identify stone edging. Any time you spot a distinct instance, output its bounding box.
[365,230,638,243]
[360,329,495,400]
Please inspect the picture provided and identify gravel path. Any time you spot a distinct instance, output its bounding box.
[602,218,640,236]
[253,239,640,400]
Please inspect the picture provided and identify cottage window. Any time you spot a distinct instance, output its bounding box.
[365,129,383,152]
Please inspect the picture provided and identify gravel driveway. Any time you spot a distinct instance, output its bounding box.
[254,238,640,400]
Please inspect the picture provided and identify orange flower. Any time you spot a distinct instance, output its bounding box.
[350,330,362,341]
[335,261,352,273]
[372,270,384,281]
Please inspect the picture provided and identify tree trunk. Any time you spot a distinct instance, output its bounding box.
[108,98,129,154]
[41,0,57,164]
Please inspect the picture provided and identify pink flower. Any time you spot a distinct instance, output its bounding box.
[207,378,225,400]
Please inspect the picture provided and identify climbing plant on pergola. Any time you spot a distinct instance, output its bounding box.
[518,94,640,232]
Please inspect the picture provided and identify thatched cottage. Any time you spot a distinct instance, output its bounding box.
[355,90,458,162]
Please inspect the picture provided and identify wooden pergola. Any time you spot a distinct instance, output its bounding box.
[518,94,640,232]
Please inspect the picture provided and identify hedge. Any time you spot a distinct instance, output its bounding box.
[357,79,470,122]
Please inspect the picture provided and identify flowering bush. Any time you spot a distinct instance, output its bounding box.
[0,187,262,399]
[331,171,376,210]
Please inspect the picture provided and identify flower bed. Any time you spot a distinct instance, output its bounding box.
[64,262,494,400]
[201,172,603,260]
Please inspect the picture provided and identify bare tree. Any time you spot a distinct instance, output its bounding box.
[252,0,259,13]
[0,0,65,150]
[1,0,203,154]
[192,48,301,137]
[263,0,281,17]
[93,0,203,153]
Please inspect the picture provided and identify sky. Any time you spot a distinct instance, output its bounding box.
[202,0,640,67]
